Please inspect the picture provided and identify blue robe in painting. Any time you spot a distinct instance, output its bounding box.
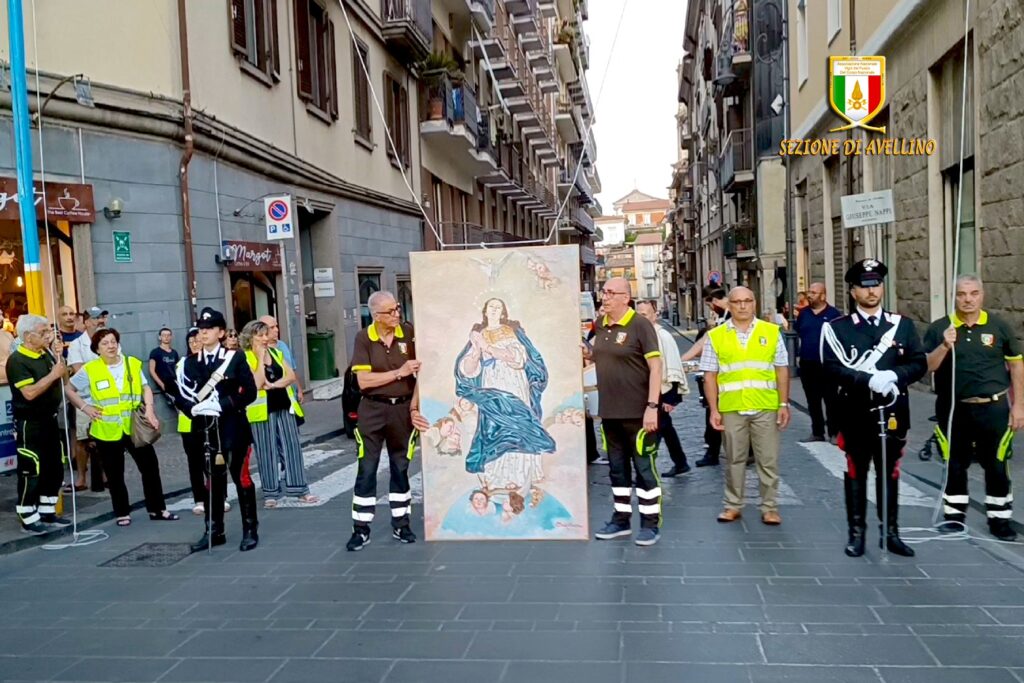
[454,325,556,474]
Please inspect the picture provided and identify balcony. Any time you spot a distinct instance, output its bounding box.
[421,75,497,176]
[505,0,538,16]
[538,0,556,17]
[713,0,751,92]
[553,26,579,82]
[722,222,757,259]
[442,223,523,248]
[435,0,495,32]
[720,127,754,191]
[381,0,432,63]
[555,95,580,143]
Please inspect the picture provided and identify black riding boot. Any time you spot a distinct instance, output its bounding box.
[880,477,914,557]
[844,475,866,557]
[190,519,226,553]
[237,486,259,552]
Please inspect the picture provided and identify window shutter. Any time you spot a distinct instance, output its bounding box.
[384,73,396,159]
[294,0,313,100]
[328,18,339,119]
[229,0,248,56]
[269,0,281,79]
[399,84,410,166]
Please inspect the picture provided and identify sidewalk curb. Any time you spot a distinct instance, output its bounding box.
[0,426,348,556]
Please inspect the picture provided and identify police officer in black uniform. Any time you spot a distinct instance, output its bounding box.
[822,259,927,558]
[176,307,259,553]
[924,274,1024,541]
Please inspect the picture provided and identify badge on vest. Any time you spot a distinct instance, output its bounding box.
[759,336,767,346]
[981,334,995,347]
[398,342,408,355]
[96,379,111,391]
[615,332,628,345]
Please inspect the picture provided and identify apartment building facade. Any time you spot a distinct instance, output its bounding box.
[787,0,1024,334]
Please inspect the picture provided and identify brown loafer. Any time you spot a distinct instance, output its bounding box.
[717,508,742,523]
[761,511,782,525]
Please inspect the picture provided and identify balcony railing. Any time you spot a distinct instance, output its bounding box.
[723,222,757,258]
[424,74,479,140]
[476,110,494,157]
[491,4,555,146]
[720,127,753,190]
[381,0,432,61]
[441,223,522,248]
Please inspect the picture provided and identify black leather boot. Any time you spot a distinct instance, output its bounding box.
[881,477,914,557]
[237,486,259,552]
[844,475,866,557]
[190,521,226,553]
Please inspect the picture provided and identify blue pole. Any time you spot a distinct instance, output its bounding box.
[7,0,45,314]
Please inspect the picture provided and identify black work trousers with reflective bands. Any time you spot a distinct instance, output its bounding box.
[603,418,662,529]
[352,400,414,533]
[939,398,1013,524]
[16,416,64,525]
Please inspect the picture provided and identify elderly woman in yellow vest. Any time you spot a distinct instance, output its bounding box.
[65,328,179,526]
[239,320,318,508]
[699,287,791,526]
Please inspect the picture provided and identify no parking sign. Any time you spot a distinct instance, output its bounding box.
[264,195,294,240]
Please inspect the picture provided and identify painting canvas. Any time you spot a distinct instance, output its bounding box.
[410,245,589,541]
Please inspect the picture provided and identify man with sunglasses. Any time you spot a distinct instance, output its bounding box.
[346,291,425,551]
[585,277,664,546]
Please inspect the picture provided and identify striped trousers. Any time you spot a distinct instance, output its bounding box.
[251,410,310,499]
[602,418,662,530]
[351,400,414,532]
[938,399,1013,524]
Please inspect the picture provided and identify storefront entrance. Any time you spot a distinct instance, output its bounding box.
[223,240,282,330]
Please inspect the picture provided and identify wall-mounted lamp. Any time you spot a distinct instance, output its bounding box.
[103,197,124,220]
[16,275,23,288]
[422,194,432,211]
[214,244,235,267]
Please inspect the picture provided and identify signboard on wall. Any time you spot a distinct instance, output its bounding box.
[222,240,282,271]
[0,178,96,223]
[112,231,132,263]
[264,195,295,240]
[841,189,895,229]
[0,385,15,474]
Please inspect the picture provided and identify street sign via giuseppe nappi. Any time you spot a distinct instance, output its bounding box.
[841,189,895,229]
[264,195,294,241]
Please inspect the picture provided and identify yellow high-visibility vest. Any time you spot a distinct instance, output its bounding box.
[708,320,781,413]
[245,347,304,423]
[83,355,144,442]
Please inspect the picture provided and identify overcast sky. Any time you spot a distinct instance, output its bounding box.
[587,0,687,213]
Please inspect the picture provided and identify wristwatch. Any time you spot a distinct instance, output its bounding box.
[646,402,659,409]
[779,402,789,408]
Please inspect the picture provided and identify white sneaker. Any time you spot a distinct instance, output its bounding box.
[192,503,205,516]
[223,501,231,512]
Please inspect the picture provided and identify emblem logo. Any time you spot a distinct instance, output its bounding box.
[615,332,628,345]
[759,336,767,347]
[981,334,995,348]
[829,56,886,133]
[398,342,408,355]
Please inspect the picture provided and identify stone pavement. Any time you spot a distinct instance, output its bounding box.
[0,398,347,554]
[2,333,1024,681]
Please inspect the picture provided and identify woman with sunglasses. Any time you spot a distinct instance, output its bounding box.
[224,329,240,350]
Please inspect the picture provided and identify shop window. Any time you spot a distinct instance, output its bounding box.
[396,277,413,324]
[358,272,381,328]
[228,0,281,84]
[0,220,77,322]
[230,271,277,330]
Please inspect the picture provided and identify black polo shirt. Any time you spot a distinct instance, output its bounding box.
[592,308,661,420]
[5,345,63,421]
[350,321,416,398]
[924,310,1022,400]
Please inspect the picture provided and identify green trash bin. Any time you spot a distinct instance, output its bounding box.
[306,330,338,381]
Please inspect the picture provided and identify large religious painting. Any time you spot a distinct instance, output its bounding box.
[410,245,588,541]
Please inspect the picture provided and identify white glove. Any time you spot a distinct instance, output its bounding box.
[868,370,898,395]
[192,395,222,417]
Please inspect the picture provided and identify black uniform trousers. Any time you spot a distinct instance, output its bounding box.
[15,415,64,525]
[181,428,227,506]
[843,427,906,525]
[696,375,721,459]
[799,359,838,438]
[585,415,600,462]
[938,398,1013,524]
[658,386,687,469]
[192,418,256,533]
[352,399,414,533]
[602,418,662,529]
[95,436,167,517]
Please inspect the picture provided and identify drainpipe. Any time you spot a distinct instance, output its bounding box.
[178,0,198,322]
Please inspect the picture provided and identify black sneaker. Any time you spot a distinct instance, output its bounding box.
[695,456,719,467]
[346,531,370,552]
[661,464,692,477]
[39,514,72,529]
[799,434,826,443]
[20,522,49,536]
[392,527,417,544]
[989,520,1018,542]
[594,521,631,540]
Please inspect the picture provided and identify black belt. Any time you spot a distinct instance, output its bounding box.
[361,394,413,405]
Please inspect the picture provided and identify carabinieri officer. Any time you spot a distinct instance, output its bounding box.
[346,291,422,551]
[925,274,1024,540]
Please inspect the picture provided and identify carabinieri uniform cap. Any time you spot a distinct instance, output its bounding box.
[845,258,888,287]
[196,307,227,330]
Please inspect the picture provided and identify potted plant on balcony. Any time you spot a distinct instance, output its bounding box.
[418,51,457,120]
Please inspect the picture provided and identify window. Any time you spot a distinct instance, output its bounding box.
[353,41,372,142]
[396,278,414,323]
[944,162,976,293]
[295,0,338,120]
[384,72,410,167]
[796,0,808,86]
[229,0,280,83]
[827,0,841,44]
[358,272,382,328]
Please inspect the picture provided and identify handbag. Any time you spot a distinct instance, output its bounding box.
[126,357,161,448]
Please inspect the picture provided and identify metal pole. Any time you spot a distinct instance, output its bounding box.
[7,0,45,314]
[782,0,796,322]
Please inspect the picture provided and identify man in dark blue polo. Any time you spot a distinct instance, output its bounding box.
[794,282,841,443]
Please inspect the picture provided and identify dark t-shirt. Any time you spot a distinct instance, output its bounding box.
[592,308,661,420]
[149,347,181,389]
[794,304,842,360]
[60,329,83,358]
[350,322,417,398]
[264,356,290,412]
[6,346,63,421]
[924,311,1022,405]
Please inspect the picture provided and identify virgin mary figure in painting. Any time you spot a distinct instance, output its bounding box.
[454,297,556,500]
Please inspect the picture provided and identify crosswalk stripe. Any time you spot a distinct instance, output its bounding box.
[799,441,934,507]
[743,468,802,506]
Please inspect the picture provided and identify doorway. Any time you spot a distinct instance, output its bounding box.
[230,271,277,330]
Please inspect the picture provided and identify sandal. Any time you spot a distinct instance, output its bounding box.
[264,499,278,509]
[297,494,319,504]
[116,516,131,527]
[148,511,180,521]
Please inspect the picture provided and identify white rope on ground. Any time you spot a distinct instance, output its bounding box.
[28,0,108,549]
[335,0,443,247]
